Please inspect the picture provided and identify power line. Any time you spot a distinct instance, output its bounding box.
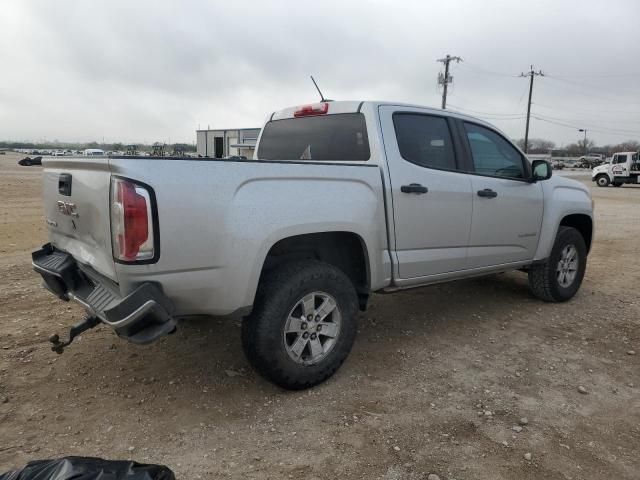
[531,101,640,116]
[532,115,639,138]
[516,83,530,106]
[437,54,462,109]
[549,72,638,79]
[531,109,640,130]
[540,75,640,106]
[457,61,519,78]
[448,103,639,135]
[446,103,525,118]
[520,66,544,153]
[532,110,640,134]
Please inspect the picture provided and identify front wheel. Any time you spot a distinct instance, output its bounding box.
[528,226,587,302]
[242,260,358,390]
[595,175,610,187]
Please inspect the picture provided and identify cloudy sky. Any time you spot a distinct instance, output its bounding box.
[2,0,639,146]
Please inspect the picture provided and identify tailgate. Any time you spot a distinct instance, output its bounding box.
[41,156,117,281]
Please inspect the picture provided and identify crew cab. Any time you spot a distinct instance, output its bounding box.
[32,101,594,389]
[592,151,640,187]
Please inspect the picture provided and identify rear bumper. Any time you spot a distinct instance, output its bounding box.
[32,243,176,344]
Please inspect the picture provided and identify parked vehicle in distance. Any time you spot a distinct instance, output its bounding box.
[83,148,105,156]
[578,154,604,169]
[18,156,43,166]
[552,159,565,170]
[32,100,594,389]
[592,151,640,187]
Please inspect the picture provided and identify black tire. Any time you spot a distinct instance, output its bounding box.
[242,260,358,390]
[528,226,587,302]
[595,174,610,187]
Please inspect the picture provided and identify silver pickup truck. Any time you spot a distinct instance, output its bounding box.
[33,100,594,389]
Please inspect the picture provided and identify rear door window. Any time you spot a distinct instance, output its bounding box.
[392,113,457,170]
[257,113,370,161]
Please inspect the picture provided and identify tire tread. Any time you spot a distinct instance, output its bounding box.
[528,226,586,302]
[242,260,358,390]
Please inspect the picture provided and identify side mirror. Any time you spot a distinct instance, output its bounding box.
[532,159,552,181]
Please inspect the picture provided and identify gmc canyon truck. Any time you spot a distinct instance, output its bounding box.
[32,101,594,389]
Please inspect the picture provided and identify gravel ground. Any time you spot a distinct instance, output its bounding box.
[1,152,638,479]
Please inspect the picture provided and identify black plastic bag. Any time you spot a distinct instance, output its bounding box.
[0,457,175,480]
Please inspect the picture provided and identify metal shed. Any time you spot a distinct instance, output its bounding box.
[196,128,260,158]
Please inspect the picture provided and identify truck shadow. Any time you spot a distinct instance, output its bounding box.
[142,270,539,392]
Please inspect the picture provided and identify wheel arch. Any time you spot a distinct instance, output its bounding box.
[533,180,594,262]
[256,231,371,310]
[560,214,593,253]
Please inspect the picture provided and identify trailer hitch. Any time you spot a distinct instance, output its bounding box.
[48,315,100,354]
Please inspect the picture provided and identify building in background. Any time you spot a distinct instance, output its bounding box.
[196,128,260,158]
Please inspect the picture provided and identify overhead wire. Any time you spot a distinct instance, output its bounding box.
[531,111,640,134]
[531,101,640,116]
[531,115,639,138]
[436,61,640,138]
[540,75,640,106]
[446,103,526,119]
[457,61,519,78]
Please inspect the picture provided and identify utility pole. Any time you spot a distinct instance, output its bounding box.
[520,65,544,153]
[579,128,587,154]
[437,54,462,109]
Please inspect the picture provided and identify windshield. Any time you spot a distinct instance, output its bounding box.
[257,113,370,161]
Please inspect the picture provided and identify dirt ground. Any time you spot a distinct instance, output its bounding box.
[1,151,638,479]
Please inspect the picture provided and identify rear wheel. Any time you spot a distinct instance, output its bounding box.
[242,260,358,390]
[528,226,587,302]
[595,175,610,187]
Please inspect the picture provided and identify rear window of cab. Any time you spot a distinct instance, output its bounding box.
[257,113,370,161]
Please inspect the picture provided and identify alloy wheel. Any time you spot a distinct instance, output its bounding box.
[283,291,342,366]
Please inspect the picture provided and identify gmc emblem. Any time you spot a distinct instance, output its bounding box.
[57,200,79,218]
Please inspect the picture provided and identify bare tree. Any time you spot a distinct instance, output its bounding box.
[577,138,596,153]
[515,138,555,153]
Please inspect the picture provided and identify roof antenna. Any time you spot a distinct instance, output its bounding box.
[310,76,332,102]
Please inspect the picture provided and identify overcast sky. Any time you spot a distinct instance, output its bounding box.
[2,0,639,146]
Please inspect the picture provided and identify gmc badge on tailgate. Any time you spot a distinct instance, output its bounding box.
[57,200,79,218]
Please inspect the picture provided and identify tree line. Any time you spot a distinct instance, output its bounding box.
[0,141,196,152]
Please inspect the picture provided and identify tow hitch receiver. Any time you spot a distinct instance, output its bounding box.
[48,315,100,354]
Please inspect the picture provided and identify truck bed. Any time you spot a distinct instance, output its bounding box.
[42,155,391,316]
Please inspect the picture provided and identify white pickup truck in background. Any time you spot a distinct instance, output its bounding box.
[32,100,594,389]
[592,151,640,187]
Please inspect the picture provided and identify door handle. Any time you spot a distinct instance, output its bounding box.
[477,188,498,198]
[401,183,428,194]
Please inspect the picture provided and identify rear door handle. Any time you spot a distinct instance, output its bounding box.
[401,183,428,194]
[477,188,498,198]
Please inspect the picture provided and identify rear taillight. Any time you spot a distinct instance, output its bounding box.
[110,177,155,262]
[294,102,329,117]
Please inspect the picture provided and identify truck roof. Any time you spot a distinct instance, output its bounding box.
[270,100,502,139]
